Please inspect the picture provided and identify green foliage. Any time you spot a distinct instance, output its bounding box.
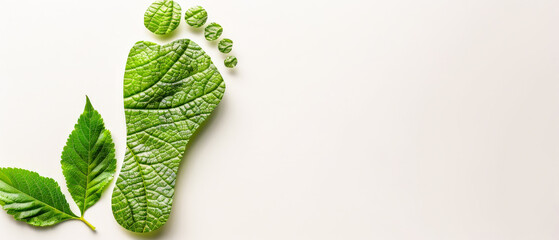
[61,96,116,216]
[184,6,208,28]
[112,39,225,233]
[144,0,182,35]
[0,168,78,227]
[224,56,238,68]
[218,38,233,53]
[0,97,115,231]
[204,22,223,41]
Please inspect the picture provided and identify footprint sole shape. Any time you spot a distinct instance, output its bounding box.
[111,39,225,233]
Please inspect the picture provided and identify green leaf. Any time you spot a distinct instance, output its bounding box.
[112,39,225,233]
[0,168,78,227]
[218,38,233,53]
[224,56,238,68]
[204,22,223,41]
[144,0,182,35]
[184,6,208,28]
[61,96,116,216]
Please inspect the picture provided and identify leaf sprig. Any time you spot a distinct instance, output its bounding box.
[0,96,116,231]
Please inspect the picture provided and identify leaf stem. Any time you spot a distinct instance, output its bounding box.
[78,217,96,231]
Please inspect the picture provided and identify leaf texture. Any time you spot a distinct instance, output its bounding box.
[218,38,233,53]
[184,6,208,28]
[61,96,116,216]
[111,39,225,233]
[144,0,182,35]
[224,56,238,68]
[0,168,78,226]
[204,22,223,41]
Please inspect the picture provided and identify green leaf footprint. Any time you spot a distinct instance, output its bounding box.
[111,1,236,233]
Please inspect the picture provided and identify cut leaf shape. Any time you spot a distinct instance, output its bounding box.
[184,6,208,28]
[112,39,225,233]
[61,96,116,216]
[144,0,182,35]
[0,168,90,227]
[218,38,233,53]
[224,56,238,68]
[204,22,223,41]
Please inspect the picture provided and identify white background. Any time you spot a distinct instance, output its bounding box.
[0,0,558,239]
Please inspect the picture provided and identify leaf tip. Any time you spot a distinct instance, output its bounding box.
[84,96,93,111]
